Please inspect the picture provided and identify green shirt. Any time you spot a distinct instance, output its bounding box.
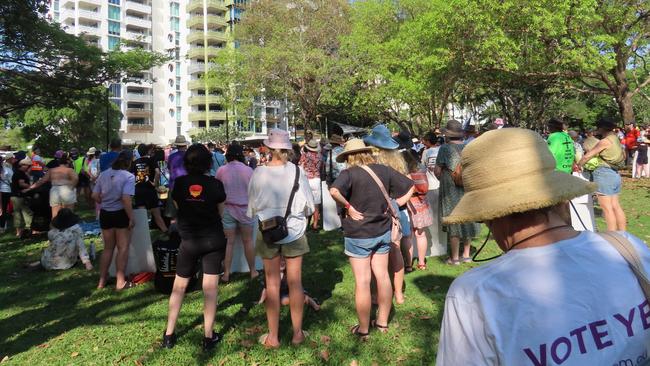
[547,131,575,174]
[73,157,85,174]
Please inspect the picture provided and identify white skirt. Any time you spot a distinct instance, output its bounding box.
[308,177,322,204]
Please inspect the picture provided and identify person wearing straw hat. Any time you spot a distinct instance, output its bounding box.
[299,139,322,231]
[329,139,414,339]
[364,124,411,304]
[325,134,346,182]
[577,117,626,231]
[434,120,480,265]
[248,128,315,348]
[436,128,650,365]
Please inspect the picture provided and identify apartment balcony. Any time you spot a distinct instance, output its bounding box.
[188,62,207,74]
[187,0,227,13]
[127,124,154,133]
[125,16,151,29]
[78,9,101,21]
[189,111,226,121]
[189,95,223,106]
[59,8,75,22]
[125,93,153,102]
[77,24,101,36]
[188,47,221,60]
[124,31,151,44]
[79,0,101,6]
[187,15,227,29]
[124,1,152,15]
[188,79,207,90]
[125,108,153,118]
[187,30,228,44]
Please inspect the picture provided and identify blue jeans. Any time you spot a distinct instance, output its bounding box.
[593,167,621,196]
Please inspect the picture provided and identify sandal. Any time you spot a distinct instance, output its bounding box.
[416,264,427,270]
[258,333,280,349]
[117,281,135,291]
[461,257,473,263]
[350,325,369,341]
[371,320,389,334]
[446,258,461,266]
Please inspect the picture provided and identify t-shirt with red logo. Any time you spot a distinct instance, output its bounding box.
[171,174,226,239]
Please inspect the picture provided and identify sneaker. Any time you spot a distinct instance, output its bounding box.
[162,332,176,349]
[202,332,222,352]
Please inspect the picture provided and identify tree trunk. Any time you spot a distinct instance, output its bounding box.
[617,93,635,124]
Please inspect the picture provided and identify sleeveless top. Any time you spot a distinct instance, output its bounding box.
[598,134,625,169]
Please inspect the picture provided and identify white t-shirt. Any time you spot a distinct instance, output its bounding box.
[247,162,315,244]
[437,231,650,366]
[421,146,440,190]
[0,164,13,193]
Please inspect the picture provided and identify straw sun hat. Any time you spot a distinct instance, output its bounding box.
[443,128,597,225]
[336,138,373,163]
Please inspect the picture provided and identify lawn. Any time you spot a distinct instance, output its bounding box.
[1,176,649,366]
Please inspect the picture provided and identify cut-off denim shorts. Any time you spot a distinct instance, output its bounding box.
[593,166,621,196]
[344,230,392,258]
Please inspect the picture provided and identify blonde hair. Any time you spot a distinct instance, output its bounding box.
[374,148,408,175]
[270,148,290,163]
[346,152,375,167]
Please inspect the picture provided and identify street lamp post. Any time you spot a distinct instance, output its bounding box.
[106,85,110,149]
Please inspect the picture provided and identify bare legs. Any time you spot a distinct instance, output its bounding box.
[414,228,428,268]
[349,252,391,334]
[165,274,219,338]
[597,194,627,231]
[449,236,471,262]
[150,207,168,233]
[262,255,305,347]
[222,225,258,282]
[97,227,130,290]
[389,243,405,304]
[311,208,320,230]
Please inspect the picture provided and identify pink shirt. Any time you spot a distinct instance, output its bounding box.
[216,160,253,207]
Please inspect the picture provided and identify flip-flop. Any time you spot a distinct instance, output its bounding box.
[416,264,427,270]
[446,258,461,266]
[371,320,389,334]
[258,334,280,349]
[117,281,135,291]
[461,257,473,263]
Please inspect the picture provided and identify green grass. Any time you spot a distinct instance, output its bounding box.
[1,176,648,366]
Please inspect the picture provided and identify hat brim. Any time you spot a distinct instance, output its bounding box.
[442,129,464,138]
[443,171,597,225]
[363,135,399,150]
[305,145,320,152]
[336,147,373,163]
[263,139,292,150]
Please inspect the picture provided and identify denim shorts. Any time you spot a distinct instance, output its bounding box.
[399,208,411,237]
[222,206,253,230]
[344,230,392,258]
[593,166,622,196]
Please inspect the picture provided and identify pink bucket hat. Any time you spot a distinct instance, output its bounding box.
[263,129,292,150]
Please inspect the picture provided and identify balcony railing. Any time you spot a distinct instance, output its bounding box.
[124,0,151,14]
[77,9,100,21]
[78,0,101,5]
[188,47,222,60]
[189,95,223,106]
[127,124,154,133]
[77,24,101,35]
[188,79,206,90]
[187,15,227,29]
[126,109,153,118]
[124,31,151,44]
[187,30,228,44]
[59,8,75,22]
[125,93,153,102]
[189,111,226,121]
[187,0,227,13]
[188,62,207,74]
[125,16,151,29]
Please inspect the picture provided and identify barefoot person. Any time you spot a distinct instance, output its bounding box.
[93,151,135,290]
[216,144,257,282]
[436,128,650,365]
[248,129,315,348]
[330,139,414,339]
[162,144,227,352]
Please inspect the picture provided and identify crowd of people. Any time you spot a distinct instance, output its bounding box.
[1,116,649,361]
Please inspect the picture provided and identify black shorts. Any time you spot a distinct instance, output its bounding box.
[134,185,160,209]
[77,173,90,188]
[176,235,226,278]
[99,209,129,229]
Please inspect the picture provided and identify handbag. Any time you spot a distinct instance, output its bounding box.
[259,164,300,245]
[360,165,402,244]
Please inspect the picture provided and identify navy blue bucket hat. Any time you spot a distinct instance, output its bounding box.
[363,124,399,150]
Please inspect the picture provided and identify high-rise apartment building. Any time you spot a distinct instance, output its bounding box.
[48,0,289,145]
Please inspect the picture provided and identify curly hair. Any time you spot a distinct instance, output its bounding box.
[346,152,375,167]
[374,148,408,175]
[184,143,213,175]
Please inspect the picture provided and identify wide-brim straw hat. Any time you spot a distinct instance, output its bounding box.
[442,120,464,138]
[443,128,597,225]
[363,124,399,150]
[173,135,189,146]
[336,138,373,163]
[264,128,292,150]
[304,140,320,152]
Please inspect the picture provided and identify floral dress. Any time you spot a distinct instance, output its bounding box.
[40,224,90,270]
[435,143,480,239]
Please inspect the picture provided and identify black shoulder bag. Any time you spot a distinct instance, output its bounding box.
[259,164,300,244]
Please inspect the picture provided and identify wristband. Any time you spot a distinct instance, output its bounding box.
[345,202,351,210]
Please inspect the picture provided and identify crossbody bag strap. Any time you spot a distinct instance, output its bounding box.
[284,164,300,219]
[599,232,650,302]
[360,165,398,218]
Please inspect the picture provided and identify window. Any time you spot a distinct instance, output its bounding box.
[109,0,120,4]
[108,5,120,20]
[176,92,181,107]
[170,18,179,32]
[169,109,175,117]
[108,36,120,50]
[168,93,174,102]
[176,63,180,76]
[176,107,181,121]
[168,78,174,87]
[109,84,121,97]
[198,121,206,128]
[108,21,120,36]
[170,3,179,17]
[168,64,174,72]
[176,77,181,91]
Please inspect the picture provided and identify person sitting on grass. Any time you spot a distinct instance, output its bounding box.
[39,208,93,271]
[257,256,320,312]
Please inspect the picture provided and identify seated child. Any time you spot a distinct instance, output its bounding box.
[40,208,93,271]
[257,256,320,311]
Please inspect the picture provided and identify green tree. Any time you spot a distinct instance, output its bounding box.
[189,124,248,145]
[235,0,351,130]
